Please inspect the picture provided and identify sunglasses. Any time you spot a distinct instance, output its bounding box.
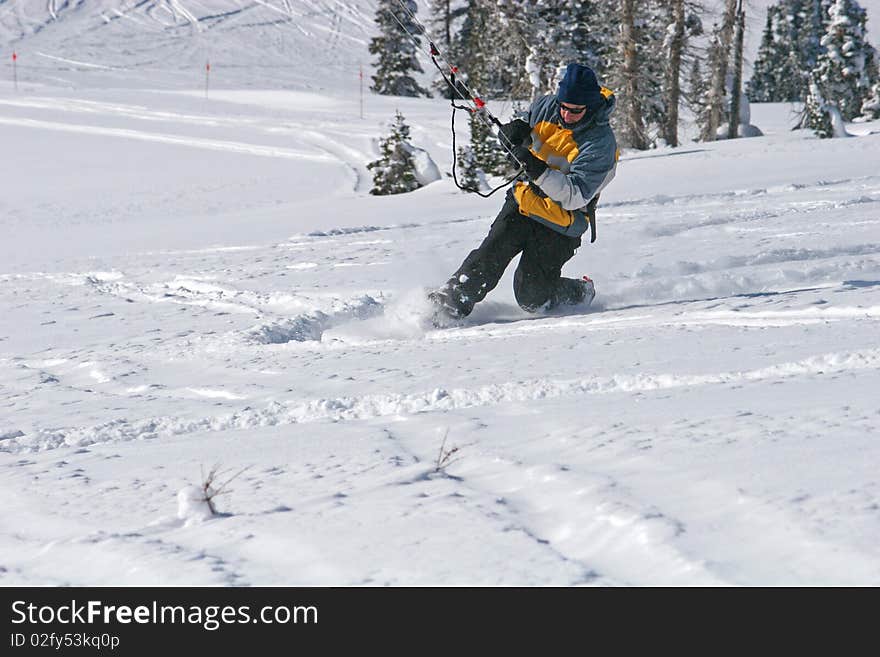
[559,104,587,115]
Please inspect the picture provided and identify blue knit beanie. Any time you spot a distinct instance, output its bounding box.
[556,63,604,112]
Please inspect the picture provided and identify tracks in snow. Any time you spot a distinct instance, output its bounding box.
[5,346,880,453]
[0,96,371,188]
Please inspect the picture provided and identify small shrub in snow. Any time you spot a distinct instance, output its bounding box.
[367,111,424,196]
[177,464,249,522]
[434,430,462,473]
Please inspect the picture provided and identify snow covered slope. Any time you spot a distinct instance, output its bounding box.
[0,0,379,90]
[1,2,880,586]
[4,1,880,88]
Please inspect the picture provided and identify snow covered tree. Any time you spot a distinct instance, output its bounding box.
[811,0,876,121]
[799,0,837,75]
[469,111,509,176]
[748,0,863,103]
[454,144,480,192]
[370,0,430,97]
[367,111,423,195]
[524,0,570,99]
[553,0,605,74]
[748,1,821,102]
[486,1,532,98]
[524,0,604,100]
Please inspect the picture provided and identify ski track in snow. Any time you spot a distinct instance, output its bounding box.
[3,346,879,454]
[0,96,373,189]
[0,116,338,162]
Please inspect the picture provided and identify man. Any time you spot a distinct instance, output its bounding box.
[429,63,618,326]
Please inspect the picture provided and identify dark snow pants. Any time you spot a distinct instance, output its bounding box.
[440,192,588,317]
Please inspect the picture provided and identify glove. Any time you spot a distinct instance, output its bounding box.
[497,119,531,150]
[512,145,548,180]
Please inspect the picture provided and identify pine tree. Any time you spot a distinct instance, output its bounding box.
[468,111,509,176]
[367,111,423,195]
[799,1,837,74]
[748,5,792,101]
[811,0,875,121]
[748,0,847,103]
[369,0,430,97]
[455,145,480,192]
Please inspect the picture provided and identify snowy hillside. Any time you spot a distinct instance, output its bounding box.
[2,1,880,88]
[1,2,880,586]
[0,0,379,90]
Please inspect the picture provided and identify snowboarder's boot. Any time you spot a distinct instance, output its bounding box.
[548,275,596,309]
[427,289,464,328]
[581,275,596,307]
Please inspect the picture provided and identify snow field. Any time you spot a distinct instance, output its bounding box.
[1,34,879,584]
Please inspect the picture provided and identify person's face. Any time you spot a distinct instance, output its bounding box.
[559,103,587,125]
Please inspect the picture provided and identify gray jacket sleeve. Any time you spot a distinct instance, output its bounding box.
[534,130,617,210]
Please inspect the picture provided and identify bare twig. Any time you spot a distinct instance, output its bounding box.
[200,463,252,515]
[434,429,461,472]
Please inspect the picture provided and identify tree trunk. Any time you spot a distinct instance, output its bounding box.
[620,0,648,150]
[664,0,686,147]
[727,2,745,139]
[442,0,451,50]
[706,0,738,140]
